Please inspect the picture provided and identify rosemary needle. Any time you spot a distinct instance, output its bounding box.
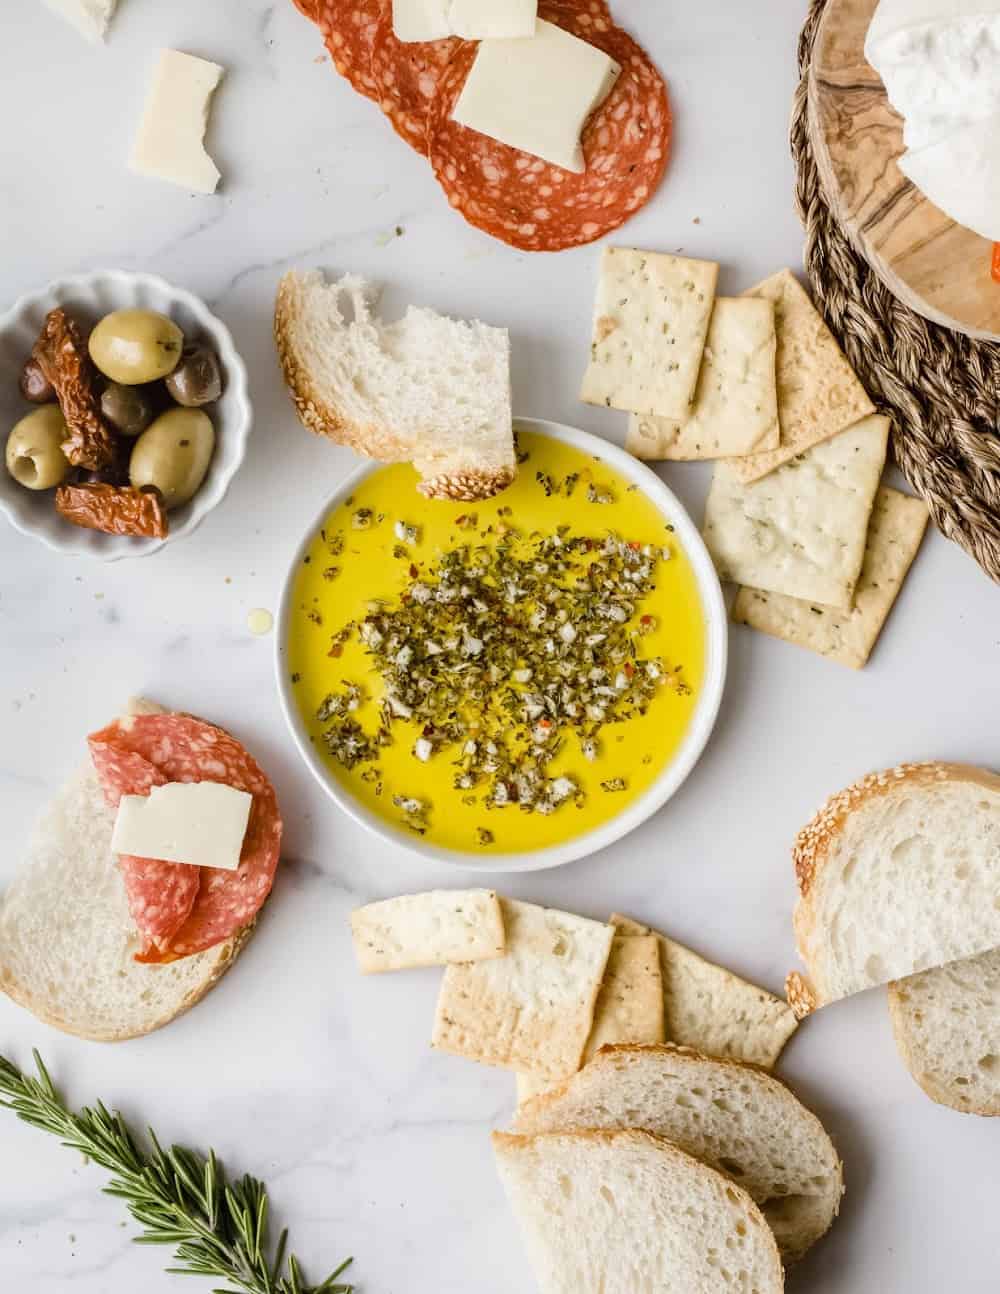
[0,1050,353,1294]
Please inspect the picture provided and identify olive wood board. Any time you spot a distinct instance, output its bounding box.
[806,0,1000,342]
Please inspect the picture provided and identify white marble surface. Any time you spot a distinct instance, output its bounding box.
[1,1,999,1290]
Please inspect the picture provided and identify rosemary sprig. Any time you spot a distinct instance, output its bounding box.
[0,1050,353,1294]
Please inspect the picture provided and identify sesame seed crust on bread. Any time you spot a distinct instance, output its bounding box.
[788,762,1000,1014]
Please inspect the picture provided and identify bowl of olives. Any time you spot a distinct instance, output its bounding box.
[0,269,251,559]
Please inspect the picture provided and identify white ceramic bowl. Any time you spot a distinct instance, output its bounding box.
[275,418,727,872]
[0,270,252,560]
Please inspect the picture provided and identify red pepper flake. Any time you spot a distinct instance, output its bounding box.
[993,243,1000,284]
[624,662,635,679]
[628,541,641,551]
[328,643,343,658]
[640,615,653,627]
[409,563,419,578]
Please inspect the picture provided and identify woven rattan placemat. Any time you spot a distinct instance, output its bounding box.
[793,0,1000,582]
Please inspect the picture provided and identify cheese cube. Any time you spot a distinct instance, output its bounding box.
[450,19,620,173]
[130,49,225,195]
[111,781,253,872]
[42,0,119,44]
[393,0,537,42]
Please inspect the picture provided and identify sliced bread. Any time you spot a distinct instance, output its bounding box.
[787,762,1000,1017]
[889,947,1000,1116]
[0,700,253,1042]
[274,269,515,501]
[493,1127,784,1294]
[513,1043,842,1262]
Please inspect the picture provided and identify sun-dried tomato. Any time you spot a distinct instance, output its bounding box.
[55,483,168,539]
[32,309,116,471]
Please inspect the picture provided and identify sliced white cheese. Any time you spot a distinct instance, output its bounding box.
[448,0,537,39]
[130,49,225,195]
[450,19,619,174]
[111,782,253,872]
[42,0,119,44]
[393,0,451,42]
[393,0,536,42]
[898,113,1000,241]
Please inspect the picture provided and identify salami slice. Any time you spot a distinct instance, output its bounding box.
[370,13,462,155]
[314,0,387,101]
[543,0,613,35]
[88,714,282,964]
[428,14,671,252]
[89,739,201,956]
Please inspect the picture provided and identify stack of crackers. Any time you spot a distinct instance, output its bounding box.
[581,252,930,669]
[350,890,798,1095]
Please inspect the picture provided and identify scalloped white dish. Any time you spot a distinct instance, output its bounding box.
[0,270,252,560]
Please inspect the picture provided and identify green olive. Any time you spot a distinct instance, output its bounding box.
[5,406,71,490]
[88,309,184,385]
[100,382,154,436]
[129,408,215,510]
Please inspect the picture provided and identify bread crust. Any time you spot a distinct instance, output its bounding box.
[789,762,1000,1011]
[274,271,514,503]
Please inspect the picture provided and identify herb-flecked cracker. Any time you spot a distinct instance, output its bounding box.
[626,299,779,461]
[515,932,665,1103]
[724,269,876,483]
[433,899,614,1080]
[732,486,929,669]
[350,889,506,973]
[580,247,719,420]
[611,915,798,1069]
[702,414,890,611]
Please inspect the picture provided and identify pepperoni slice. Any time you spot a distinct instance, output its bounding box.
[428,13,671,252]
[88,740,200,957]
[370,12,463,155]
[315,0,387,101]
[88,714,282,964]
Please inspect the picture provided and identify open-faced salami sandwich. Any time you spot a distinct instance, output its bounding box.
[0,699,281,1041]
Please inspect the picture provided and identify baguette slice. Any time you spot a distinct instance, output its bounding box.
[786,762,1000,1017]
[494,1128,784,1294]
[0,701,252,1042]
[513,1043,842,1262]
[274,269,515,501]
[889,947,1000,1116]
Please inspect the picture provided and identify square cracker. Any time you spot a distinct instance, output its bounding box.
[580,247,719,420]
[724,269,876,483]
[626,298,779,461]
[433,899,613,1080]
[611,914,798,1069]
[351,890,505,974]
[516,932,665,1103]
[702,413,890,611]
[732,486,929,669]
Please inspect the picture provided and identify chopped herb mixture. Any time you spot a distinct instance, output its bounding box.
[314,527,688,825]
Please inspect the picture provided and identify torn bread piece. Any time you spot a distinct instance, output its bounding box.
[580,247,719,420]
[724,269,876,483]
[733,486,929,669]
[786,763,1000,1017]
[432,899,613,1080]
[513,1044,844,1263]
[626,298,779,461]
[351,889,505,974]
[889,947,1000,1117]
[516,932,664,1103]
[612,914,797,1068]
[703,414,890,611]
[130,49,225,195]
[493,1129,784,1294]
[275,269,515,501]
